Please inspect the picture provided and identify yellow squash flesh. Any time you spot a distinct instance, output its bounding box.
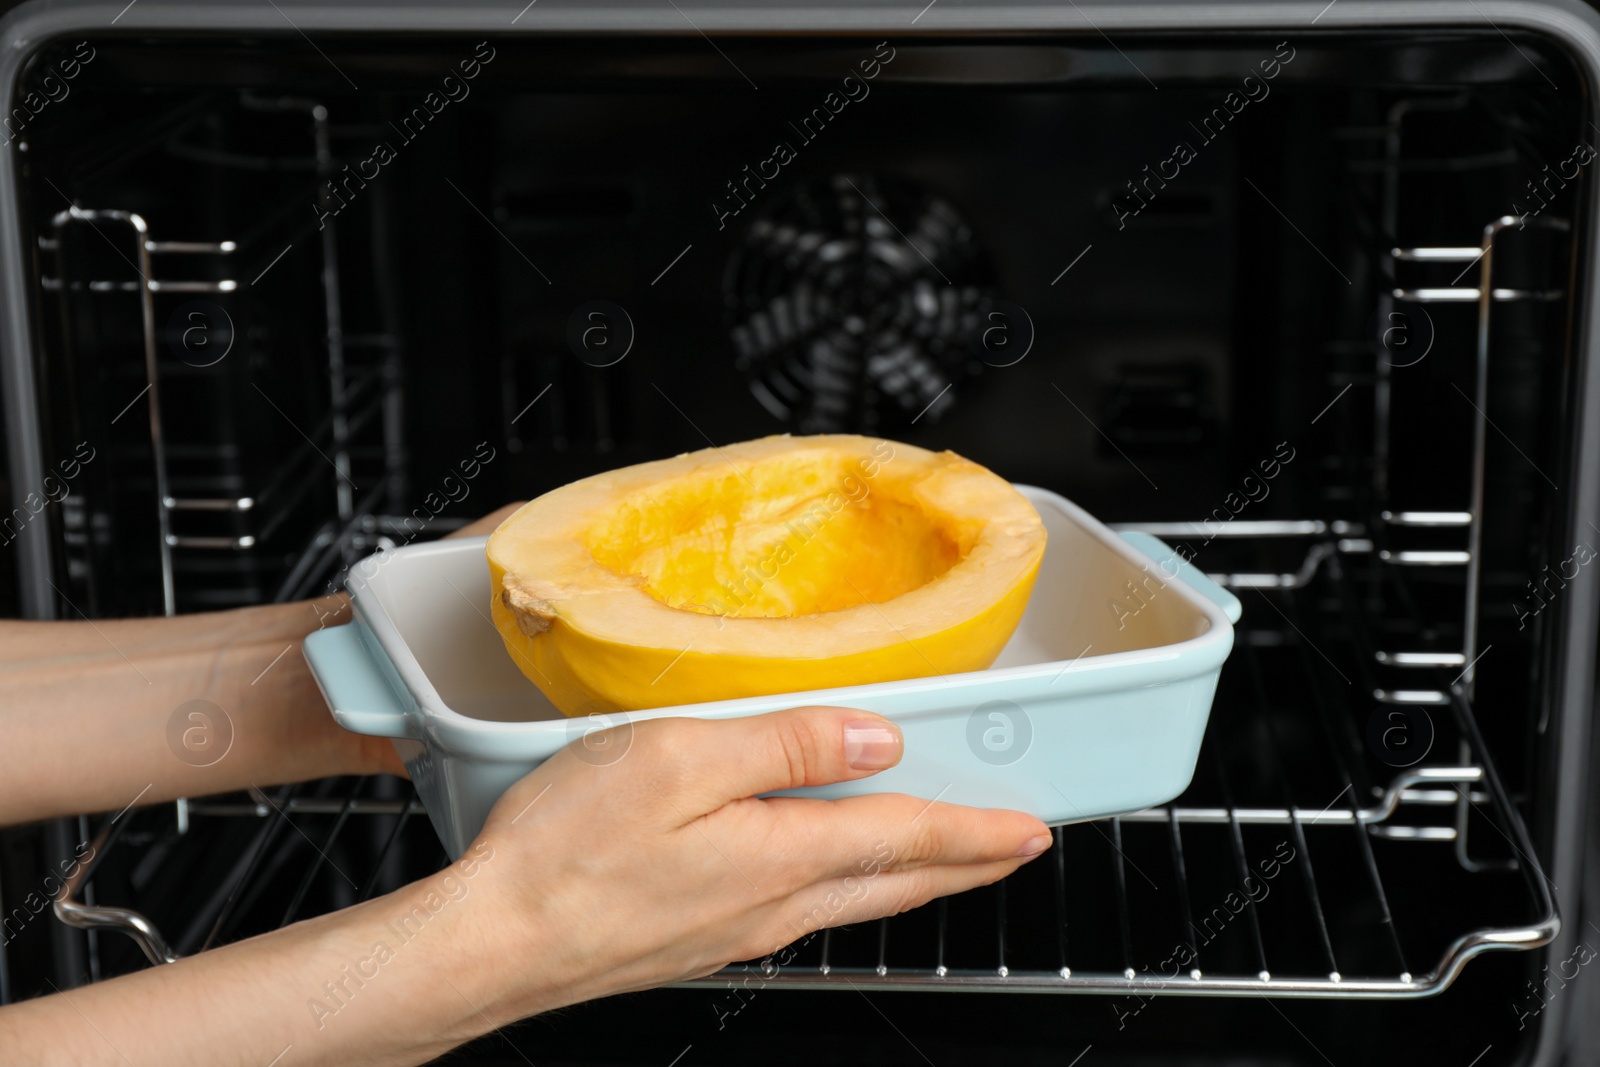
[487,434,1046,715]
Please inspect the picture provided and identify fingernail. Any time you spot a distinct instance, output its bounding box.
[1014,833,1052,859]
[844,720,901,770]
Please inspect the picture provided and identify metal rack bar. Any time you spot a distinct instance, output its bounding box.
[1381,511,1471,526]
[1165,811,1197,979]
[1119,765,1482,825]
[1376,651,1466,666]
[1374,689,1448,705]
[993,882,1008,977]
[356,789,419,904]
[54,809,177,966]
[1393,286,1562,302]
[48,208,177,615]
[280,788,358,927]
[146,240,237,254]
[1287,806,1339,981]
[164,496,255,512]
[1390,245,1480,260]
[166,534,256,550]
[1226,806,1272,981]
[1052,827,1070,978]
[1461,216,1505,676]
[144,778,1499,828]
[1208,732,1272,981]
[1448,688,1557,920]
[194,785,299,955]
[41,278,239,293]
[1380,550,1471,565]
[186,798,427,817]
[306,100,356,527]
[1109,819,1135,981]
[1105,519,1352,539]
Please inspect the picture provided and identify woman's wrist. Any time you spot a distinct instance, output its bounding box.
[0,595,382,825]
[181,593,402,791]
[231,595,408,782]
[374,838,548,1046]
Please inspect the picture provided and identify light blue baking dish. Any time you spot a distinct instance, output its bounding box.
[304,487,1240,858]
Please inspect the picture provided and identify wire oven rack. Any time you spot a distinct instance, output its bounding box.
[50,540,1559,998]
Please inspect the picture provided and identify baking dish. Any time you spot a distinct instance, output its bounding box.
[304,486,1240,858]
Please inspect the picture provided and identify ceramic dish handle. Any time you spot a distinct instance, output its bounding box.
[1117,530,1243,624]
[303,623,419,739]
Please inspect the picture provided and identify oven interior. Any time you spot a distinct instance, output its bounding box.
[0,29,1591,1065]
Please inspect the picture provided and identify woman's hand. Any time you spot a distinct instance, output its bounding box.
[0,705,1050,1066]
[455,705,1052,1025]
[0,501,529,824]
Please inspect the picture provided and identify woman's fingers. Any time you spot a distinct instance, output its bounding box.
[755,793,1051,882]
[628,707,905,817]
[485,707,902,840]
[756,857,1036,956]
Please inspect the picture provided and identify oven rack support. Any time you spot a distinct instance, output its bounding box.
[42,204,372,614]
[41,209,238,615]
[42,209,353,605]
[1373,102,1569,885]
[1381,213,1569,872]
[39,97,408,618]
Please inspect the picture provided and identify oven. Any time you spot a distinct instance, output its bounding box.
[1,1,1597,1063]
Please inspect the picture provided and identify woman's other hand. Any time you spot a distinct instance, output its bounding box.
[455,705,1053,1024]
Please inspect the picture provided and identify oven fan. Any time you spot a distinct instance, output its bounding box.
[724,173,992,432]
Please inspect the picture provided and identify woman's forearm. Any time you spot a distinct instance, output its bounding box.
[0,857,517,1067]
[0,594,397,825]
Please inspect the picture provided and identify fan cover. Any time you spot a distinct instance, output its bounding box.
[724,173,992,432]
